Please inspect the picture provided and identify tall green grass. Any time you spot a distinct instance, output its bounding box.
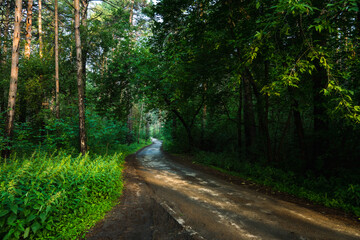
[0,141,149,240]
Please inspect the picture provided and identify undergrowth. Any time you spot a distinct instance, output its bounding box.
[193,151,360,219]
[0,141,149,240]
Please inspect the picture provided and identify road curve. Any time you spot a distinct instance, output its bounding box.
[136,139,360,240]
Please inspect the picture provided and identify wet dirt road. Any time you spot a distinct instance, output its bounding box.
[136,139,360,240]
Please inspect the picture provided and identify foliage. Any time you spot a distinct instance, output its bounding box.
[0,140,149,240]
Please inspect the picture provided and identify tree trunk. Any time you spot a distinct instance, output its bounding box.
[171,109,193,152]
[310,0,329,170]
[200,84,207,148]
[237,85,242,158]
[172,114,177,139]
[127,106,133,144]
[1,1,10,66]
[138,103,144,143]
[3,0,23,158]
[75,0,87,154]
[264,60,272,161]
[55,0,60,118]
[129,0,135,25]
[146,116,150,140]
[292,99,308,169]
[312,60,328,168]
[25,0,33,59]
[312,42,328,169]
[81,0,88,93]
[126,0,135,140]
[38,0,43,58]
[243,71,256,157]
[247,67,273,162]
[276,109,292,162]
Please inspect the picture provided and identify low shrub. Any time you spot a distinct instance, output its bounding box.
[0,140,148,240]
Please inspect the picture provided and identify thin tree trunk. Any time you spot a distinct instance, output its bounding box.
[3,0,23,158]
[200,83,207,148]
[293,99,308,170]
[138,103,144,143]
[146,116,150,140]
[38,0,43,58]
[0,0,10,115]
[247,67,273,162]
[127,106,133,145]
[81,0,88,92]
[172,114,177,139]
[243,72,256,156]
[264,60,272,161]
[126,0,135,139]
[276,109,292,161]
[311,0,329,170]
[25,0,33,59]
[1,1,10,66]
[75,0,87,154]
[129,0,135,25]
[237,85,242,158]
[55,0,60,118]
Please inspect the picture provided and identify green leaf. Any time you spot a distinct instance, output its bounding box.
[10,204,18,214]
[31,221,41,234]
[26,214,37,223]
[40,212,47,223]
[7,213,17,225]
[0,209,9,217]
[3,229,14,240]
[24,227,30,238]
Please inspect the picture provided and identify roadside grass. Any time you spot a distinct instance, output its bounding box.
[192,151,360,220]
[0,141,150,240]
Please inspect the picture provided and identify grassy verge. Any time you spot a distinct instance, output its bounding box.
[0,141,150,240]
[192,151,360,220]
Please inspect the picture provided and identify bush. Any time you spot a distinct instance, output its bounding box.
[0,151,125,239]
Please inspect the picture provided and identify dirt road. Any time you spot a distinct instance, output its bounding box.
[87,140,360,240]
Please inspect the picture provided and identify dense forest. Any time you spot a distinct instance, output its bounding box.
[0,0,360,239]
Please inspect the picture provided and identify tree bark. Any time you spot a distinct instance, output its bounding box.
[171,109,194,152]
[55,0,60,118]
[200,84,207,148]
[146,115,150,140]
[276,109,292,162]
[129,0,135,25]
[127,106,133,144]
[75,0,87,154]
[247,67,273,162]
[1,1,10,66]
[38,0,43,58]
[172,113,177,139]
[292,99,308,170]
[243,71,256,156]
[312,60,328,168]
[237,85,242,158]
[25,0,33,59]
[126,0,135,140]
[137,103,144,143]
[81,0,88,92]
[310,0,329,170]
[3,0,23,158]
